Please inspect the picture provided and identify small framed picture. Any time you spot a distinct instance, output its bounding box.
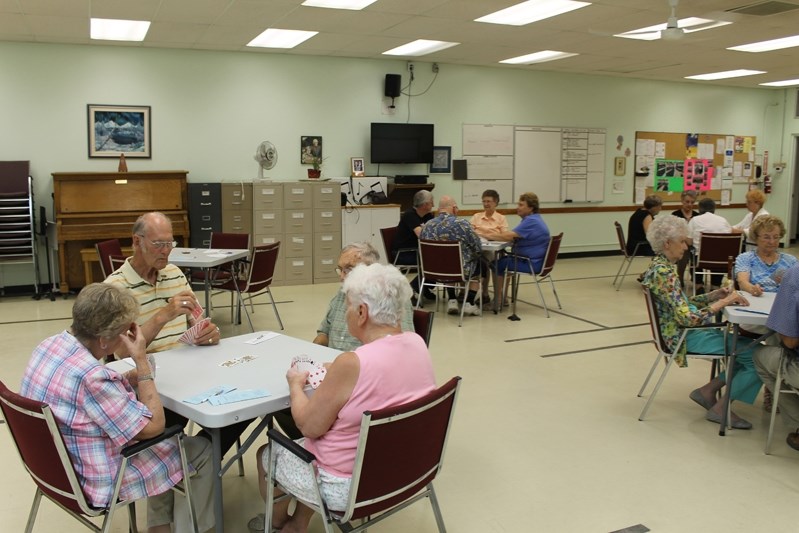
[88,104,151,158]
[430,146,451,173]
[351,157,365,176]
[614,156,626,176]
[301,136,322,164]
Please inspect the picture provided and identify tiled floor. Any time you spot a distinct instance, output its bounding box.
[1,252,798,532]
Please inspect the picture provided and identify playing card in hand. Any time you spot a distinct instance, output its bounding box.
[179,317,211,345]
[191,300,204,320]
[290,355,327,389]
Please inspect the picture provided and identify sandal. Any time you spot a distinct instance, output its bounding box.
[787,430,799,451]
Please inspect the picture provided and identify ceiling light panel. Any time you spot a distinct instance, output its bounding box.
[728,34,799,53]
[500,50,578,64]
[476,0,591,26]
[301,0,378,9]
[247,28,318,48]
[760,78,799,87]
[383,39,459,56]
[685,69,765,81]
[90,18,150,42]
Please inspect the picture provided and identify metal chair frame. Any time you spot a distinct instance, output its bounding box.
[95,239,126,279]
[638,286,729,421]
[765,347,799,454]
[0,380,197,533]
[502,233,563,318]
[264,377,462,533]
[612,221,642,290]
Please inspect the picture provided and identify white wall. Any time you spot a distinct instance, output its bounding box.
[0,42,793,285]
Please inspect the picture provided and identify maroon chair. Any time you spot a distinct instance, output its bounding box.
[216,242,283,331]
[0,379,198,533]
[264,376,462,533]
[95,239,125,279]
[417,239,482,326]
[412,309,434,347]
[379,226,417,275]
[190,232,250,312]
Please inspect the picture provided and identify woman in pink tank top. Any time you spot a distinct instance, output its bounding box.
[251,262,436,533]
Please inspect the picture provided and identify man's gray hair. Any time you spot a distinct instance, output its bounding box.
[413,190,433,208]
[132,211,172,236]
[341,242,380,265]
[646,215,688,254]
[342,263,412,327]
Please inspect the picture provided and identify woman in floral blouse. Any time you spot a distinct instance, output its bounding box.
[641,215,761,430]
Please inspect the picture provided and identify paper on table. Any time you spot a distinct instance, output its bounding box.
[183,384,237,404]
[245,332,280,345]
[207,389,270,406]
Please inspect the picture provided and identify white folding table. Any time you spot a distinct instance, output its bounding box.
[168,247,249,312]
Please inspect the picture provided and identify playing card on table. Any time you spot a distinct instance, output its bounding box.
[179,317,211,345]
[290,355,327,389]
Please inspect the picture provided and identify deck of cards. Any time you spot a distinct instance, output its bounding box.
[291,355,327,389]
[179,317,211,345]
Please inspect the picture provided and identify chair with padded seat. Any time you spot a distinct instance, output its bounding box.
[417,239,482,327]
[613,221,643,290]
[380,226,418,275]
[95,239,126,279]
[638,286,729,421]
[502,233,563,318]
[691,232,743,296]
[216,242,283,331]
[412,309,434,346]
[0,379,198,533]
[263,376,462,533]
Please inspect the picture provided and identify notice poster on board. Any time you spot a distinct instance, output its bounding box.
[654,159,684,192]
[683,159,713,191]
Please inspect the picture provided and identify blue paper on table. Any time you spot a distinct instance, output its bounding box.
[207,389,271,406]
[183,385,237,404]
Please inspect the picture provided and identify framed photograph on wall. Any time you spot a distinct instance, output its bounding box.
[301,136,322,164]
[88,104,151,158]
[351,157,365,176]
[430,146,451,173]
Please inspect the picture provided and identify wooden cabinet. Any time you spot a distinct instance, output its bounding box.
[53,170,189,293]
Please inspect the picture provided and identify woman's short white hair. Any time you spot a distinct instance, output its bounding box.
[342,263,412,327]
[646,215,687,253]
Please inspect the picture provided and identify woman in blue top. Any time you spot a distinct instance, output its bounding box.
[735,215,796,295]
[494,192,551,304]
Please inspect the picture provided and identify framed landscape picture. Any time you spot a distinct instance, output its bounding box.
[88,104,151,158]
[430,146,451,173]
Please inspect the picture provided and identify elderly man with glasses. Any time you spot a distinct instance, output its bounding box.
[105,212,252,456]
[313,242,414,352]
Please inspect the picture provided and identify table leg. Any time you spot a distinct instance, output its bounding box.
[718,325,739,436]
[209,427,224,533]
[204,272,212,313]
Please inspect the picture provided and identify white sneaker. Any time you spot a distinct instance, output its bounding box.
[447,299,459,315]
[463,302,482,316]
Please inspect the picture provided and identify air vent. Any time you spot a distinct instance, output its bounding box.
[727,1,799,16]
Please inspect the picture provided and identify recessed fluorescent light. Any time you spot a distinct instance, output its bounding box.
[90,18,150,42]
[476,0,590,26]
[247,28,318,48]
[760,78,799,87]
[301,0,378,9]
[615,18,731,41]
[383,40,459,57]
[729,34,799,53]
[685,69,765,81]
[500,50,578,64]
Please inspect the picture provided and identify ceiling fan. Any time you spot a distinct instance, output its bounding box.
[612,0,731,42]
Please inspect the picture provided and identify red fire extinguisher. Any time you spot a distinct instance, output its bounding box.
[764,173,772,194]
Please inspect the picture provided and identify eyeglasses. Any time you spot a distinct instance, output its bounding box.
[758,234,781,241]
[138,235,177,249]
[335,266,353,276]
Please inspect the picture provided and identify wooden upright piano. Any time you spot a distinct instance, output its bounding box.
[53,170,189,293]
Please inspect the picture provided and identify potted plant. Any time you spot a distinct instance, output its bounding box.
[307,156,324,179]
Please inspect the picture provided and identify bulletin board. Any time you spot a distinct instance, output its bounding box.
[634,131,756,203]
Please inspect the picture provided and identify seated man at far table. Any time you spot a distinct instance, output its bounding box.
[392,189,435,303]
[105,211,251,456]
[314,242,414,351]
[420,195,483,316]
[755,263,799,452]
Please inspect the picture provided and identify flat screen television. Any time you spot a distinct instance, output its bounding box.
[370,123,434,164]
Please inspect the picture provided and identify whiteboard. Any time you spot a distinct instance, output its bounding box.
[514,128,561,202]
[462,124,514,156]
[464,156,513,180]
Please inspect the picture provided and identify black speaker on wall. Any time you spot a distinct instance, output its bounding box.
[384,74,401,98]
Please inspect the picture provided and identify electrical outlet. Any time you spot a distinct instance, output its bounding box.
[432,63,439,73]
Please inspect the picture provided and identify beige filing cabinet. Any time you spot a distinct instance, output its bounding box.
[313,181,342,283]
[221,183,253,235]
[252,180,284,283]
[341,204,400,264]
[282,182,313,286]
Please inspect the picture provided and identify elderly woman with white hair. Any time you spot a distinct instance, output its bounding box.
[641,215,762,430]
[251,263,436,533]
